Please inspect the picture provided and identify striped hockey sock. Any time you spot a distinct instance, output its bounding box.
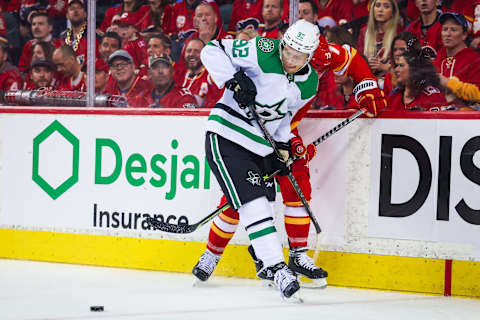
[206,196,239,255]
[284,206,311,248]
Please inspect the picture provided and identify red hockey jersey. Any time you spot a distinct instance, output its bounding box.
[0,63,23,91]
[18,37,63,73]
[387,86,448,111]
[405,16,443,58]
[168,0,222,38]
[145,83,198,108]
[177,66,223,107]
[103,75,153,108]
[317,0,353,28]
[56,71,87,92]
[122,37,148,69]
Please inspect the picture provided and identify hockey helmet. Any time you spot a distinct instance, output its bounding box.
[280,19,320,68]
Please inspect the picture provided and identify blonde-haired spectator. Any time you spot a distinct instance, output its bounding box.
[357,0,401,83]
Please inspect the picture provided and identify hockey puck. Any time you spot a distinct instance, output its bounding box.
[90,306,104,312]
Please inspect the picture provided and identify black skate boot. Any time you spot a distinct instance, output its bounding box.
[288,247,328,288]
[192,250,221,283]
[247,245,274,285]
[271,262,301,299]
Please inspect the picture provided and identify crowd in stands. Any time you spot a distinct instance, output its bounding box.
[0,0,480,110]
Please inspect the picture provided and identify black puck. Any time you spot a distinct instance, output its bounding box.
[90,306,104,312]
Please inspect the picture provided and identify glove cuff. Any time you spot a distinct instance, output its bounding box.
[353,79,378,102]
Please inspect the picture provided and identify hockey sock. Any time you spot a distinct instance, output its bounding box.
[239,196,284,268]
[284,206,310,248]
[206,195,239,255]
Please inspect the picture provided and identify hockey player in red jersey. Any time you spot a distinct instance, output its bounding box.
[192,20,386,291]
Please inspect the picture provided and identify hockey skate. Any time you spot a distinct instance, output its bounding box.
[271,262,302,301]
[247,245,274,287]
[192,250,221,285]
[288,247,328,289]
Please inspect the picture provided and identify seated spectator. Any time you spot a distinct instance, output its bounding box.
[299,0,319,28]
[18,10,63,75]
[434,13,480,108]
[357,0,401,87]
[258,0,285,39]
[168,0,222,40]
[388,49,448,111]
[24,59,56,90]
[104,49,152,107]
[114,14,148,69]
[95,59,109,93]
[99,0,151,36]
[317,0,354,28]
[0,36,23,91]
[236,28,259,41]
[60,0,91,66]
[228,0,263,33]
[140,0,174,35]
[52,45,86,91]
[404,0,443,58]
[99,32,122,63]
[146,33,172,58]
[190,2,232,45]
[383,32,421,95]
[31,41,56,62]
[177,38,223,107]
[473,1,480,49]
[146,54,198,108]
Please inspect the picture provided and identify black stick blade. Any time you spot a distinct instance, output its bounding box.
[145,216,196,234]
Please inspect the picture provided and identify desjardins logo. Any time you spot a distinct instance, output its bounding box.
[32,120,79,200]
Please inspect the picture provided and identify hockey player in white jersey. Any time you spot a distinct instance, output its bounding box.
[197,19,322,299]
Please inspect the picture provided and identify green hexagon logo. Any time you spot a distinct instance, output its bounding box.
[32,120,79,199]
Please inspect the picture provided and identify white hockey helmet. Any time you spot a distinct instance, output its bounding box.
[280,19,320,68]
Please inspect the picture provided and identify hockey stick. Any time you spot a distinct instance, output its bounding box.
[146,109,364,234]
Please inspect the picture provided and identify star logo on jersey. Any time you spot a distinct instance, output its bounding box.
[246,171,262,186]
[251,98,286,122]
[258,38,274,53]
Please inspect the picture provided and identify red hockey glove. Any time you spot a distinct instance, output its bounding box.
[304,143,316,163]
[310,35,331,72]
[290,136,306,158]
[353,79,387,117]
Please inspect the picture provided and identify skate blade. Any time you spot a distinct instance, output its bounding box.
[192,277,207,287]
[298,275,327,289]
[281,291,304,303]
[261,279,275,288]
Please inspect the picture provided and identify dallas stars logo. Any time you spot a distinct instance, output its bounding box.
[250,98,286,122]
[246,171,261,186]
[258,38,274,53]
[296,32,305,40]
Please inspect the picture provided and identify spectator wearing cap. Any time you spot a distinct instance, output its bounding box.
[0,37,23,92]
[104,49,152,108]
[52,45,86,91]
[176,38,222,107]
[95,59,109,93]
[167,0,223,40]
[113,13,148,70]
[99,0,151,36]
[434,12,480,108]
[60,0,99,66]
[18,10,63,75]
[24,59,57,90]
[146,54,198,108]
[99,32,122,63]
[404,0,443,58]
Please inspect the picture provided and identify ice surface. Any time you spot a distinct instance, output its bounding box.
[0,259,479,320]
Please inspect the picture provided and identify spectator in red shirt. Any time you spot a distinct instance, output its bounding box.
[52,45,86,91]
[95,59,109,94]
[99,0,151,36]
[177,38,223,107]
[60,0,89,66]
[140,0,174,35]
[104,49,152,108]
[404,0,443,58]
[0,37,23,92]
[146,53,198,108]
[98,32,122,63]
[259,0,285,39]
[24,59,56,90]
[317,0,354,28]
[435,12,480,108]
[228,0,263,33]
[168,0,222,40]
[113,13,148,69]
[388,49,447,111]
[18,10,63,74]
[357,0,401,83]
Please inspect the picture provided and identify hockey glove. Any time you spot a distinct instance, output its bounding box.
[270,141,291,176]
[310,35,332,73]
[225,70,257,108]
[353,79,387,117]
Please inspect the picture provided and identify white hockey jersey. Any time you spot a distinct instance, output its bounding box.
[201,37,318,157]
